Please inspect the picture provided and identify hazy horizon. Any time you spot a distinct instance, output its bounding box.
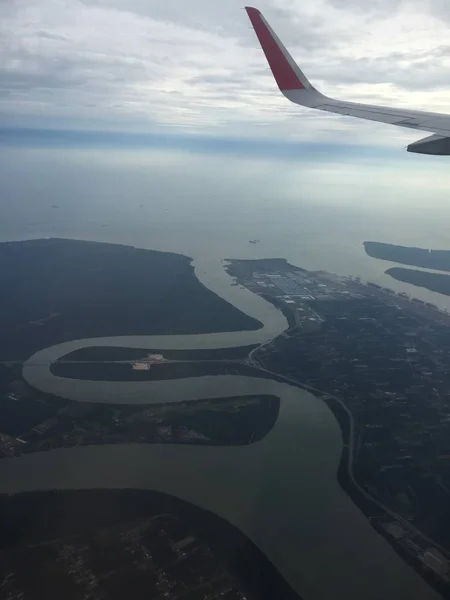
[3,0,450,248]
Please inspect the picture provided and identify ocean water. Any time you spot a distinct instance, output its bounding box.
[2,145,450,312]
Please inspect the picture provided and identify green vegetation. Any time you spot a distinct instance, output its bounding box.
[364,241,450,272]
[0,238,262,361]
[386,267,450,296]
[61,345,258,362]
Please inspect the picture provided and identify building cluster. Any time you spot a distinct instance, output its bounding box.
[132,354,167,371]
[246,268,358,330]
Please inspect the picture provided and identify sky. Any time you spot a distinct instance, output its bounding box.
[3,0,450,147]
[2,0,450,212]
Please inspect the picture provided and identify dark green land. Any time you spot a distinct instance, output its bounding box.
[386,267,450,296]
[0,238,262,361]
[51,359,271,381]
[364,241,450,272]
[0,381,279,457]
[0,489,301,600]
[0,512,248,600]
[61,345,258,362]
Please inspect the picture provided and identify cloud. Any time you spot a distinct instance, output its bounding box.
[1,0,450,149]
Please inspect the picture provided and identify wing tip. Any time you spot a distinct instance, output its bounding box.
[245,5,305,92]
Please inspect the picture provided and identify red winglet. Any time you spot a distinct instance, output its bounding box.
[245,6,304,91]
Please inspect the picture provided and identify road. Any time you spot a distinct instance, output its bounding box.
[248,338,449,556]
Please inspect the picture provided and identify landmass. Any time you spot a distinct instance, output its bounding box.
[0,238,262,361]
[61,346,258,363]
[387,268,450,296]
[364,241,450,297]
[51,359,272,381]
[0,364,279,455]
[229,258,450,598]
[364,241,450,272]
[3,240,450,597]
[0,491,251,600]
[0,489,300,600]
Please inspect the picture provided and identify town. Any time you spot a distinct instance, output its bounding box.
[226,258,450,597]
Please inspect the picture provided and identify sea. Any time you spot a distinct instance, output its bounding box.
[2,144,450,312]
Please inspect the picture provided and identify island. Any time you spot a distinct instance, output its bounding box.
[0,389,279,456]
[59,345,258,363]
[50,356,271,381]
[364,241,450,272]
[387,267,450,296]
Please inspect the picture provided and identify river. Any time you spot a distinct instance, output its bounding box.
[0,253,440,600]
[1,145,446,597]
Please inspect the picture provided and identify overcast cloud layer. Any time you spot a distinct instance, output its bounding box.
[2,0,450,148]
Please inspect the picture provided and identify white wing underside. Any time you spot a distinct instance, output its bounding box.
[245,6,450,154]
[284,89,450,137]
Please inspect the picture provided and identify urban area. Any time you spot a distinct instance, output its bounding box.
[227,258,450,597]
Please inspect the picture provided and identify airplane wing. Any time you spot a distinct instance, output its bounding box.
[245,6,450,155]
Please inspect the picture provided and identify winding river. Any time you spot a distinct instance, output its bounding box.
[0,256,440,600]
